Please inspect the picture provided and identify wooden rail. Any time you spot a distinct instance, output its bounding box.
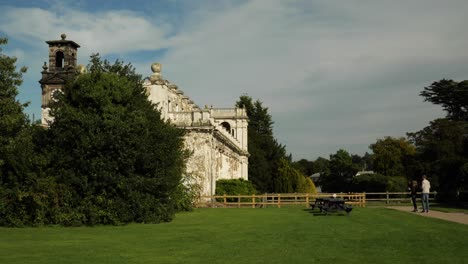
[196,193,366,208]
[365,191,437,204]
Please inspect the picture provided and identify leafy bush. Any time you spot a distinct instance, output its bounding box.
[351,173,407,192]
[216,179,257,195]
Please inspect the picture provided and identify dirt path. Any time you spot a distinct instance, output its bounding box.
[388,206,468,225]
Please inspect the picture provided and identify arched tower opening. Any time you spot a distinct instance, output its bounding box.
[55,51,65,69]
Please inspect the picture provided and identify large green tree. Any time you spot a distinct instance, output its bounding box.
[0,38,28,138]
[0,37,43,226]
[40,55,188,225]
[236,95,287,193]
[408,118,467,201]
[369,136,416,178]
[408,79,468,202]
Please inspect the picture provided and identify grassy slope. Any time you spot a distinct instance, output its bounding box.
[0,207,467,264]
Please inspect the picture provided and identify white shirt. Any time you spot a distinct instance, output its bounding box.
[422,179,430,193]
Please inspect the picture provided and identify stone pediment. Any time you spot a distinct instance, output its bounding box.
[39,73,69,85]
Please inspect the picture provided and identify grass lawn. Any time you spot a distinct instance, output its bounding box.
[1,207,467,264]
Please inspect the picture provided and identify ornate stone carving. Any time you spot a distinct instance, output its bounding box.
[150,62,164,85]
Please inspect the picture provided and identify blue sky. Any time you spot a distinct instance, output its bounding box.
[1,0,467,160]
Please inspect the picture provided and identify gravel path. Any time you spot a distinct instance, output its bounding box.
[388,206,468,225]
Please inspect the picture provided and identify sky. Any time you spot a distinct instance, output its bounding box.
[1,0,467,161]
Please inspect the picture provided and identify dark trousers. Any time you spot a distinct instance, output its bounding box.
[411,195,417,210]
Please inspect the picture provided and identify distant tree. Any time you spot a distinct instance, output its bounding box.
[40,54,188,225]
[292,159,314,176]
[236,95,287,193]
[362,152,374,171]
[369,137,416,178]
[351,173,406,192]
[408,118,467,201]
[275,158,316,193]
[408,78,468,202]
[312,157,331,176]
[420,79,468,121]
[351,154,365,171]
[321,149,359,192]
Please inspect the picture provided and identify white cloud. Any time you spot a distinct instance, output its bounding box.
[0,6,170,56]
[1,0,467,159]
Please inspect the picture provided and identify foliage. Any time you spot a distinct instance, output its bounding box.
[420,79,468,121]
[0,37,46,226]
[37,54,189,225]
[408,118,468,202]
[275,158,316,193]
[406,79,468,202]
[292,159,314,176]
[320,149,359,192]
[216,179,257,195]
[369,136,416,178]
[351,173,387,192]
[236,95,287,193]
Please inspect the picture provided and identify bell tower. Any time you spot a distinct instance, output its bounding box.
[39,33,80,125]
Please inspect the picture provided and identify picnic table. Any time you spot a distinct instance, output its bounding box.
[310,197,353,215]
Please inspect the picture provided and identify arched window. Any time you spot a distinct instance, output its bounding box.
[56,51,65,69]
[221,122,231,133]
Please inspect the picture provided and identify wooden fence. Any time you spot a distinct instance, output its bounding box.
[196,193,366,208]
[365,191,437,204]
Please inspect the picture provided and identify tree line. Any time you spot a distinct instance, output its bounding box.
[292,80,468,203]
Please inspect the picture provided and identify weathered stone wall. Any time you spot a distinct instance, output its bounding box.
[143,63,249,197]
[183,129,248,196]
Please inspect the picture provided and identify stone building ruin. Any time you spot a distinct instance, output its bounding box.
[39,35,249,197]
[143,63,249,197]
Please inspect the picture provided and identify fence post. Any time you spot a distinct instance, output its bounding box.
[278,193,281,208]
[386,191,389,204]
[306,193,309,208]
[363,192,366,207]
[238,195,240,208]
[224,194,227,208]
[252,194,255,208]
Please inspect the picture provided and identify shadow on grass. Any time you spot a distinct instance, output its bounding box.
[302,208,349,216]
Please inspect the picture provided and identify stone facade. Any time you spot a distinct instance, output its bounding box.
[143,63,249,196]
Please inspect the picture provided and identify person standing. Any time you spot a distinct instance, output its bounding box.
[408,180,418,212]
[421,175,431,213]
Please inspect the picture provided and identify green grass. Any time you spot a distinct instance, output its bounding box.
[429,204,468,213]
[1,207,467,264]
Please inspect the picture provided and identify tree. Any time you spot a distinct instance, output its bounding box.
[292,159,314,176]
[236,95,287,193]
[408,78,468,202]
[275,158,316,193]
[420,79,468,121]
[40,55,188,225]
[321,149,359,192]
[0,37,44,226]
[369,137,416,178]
[408,118,467,201]
[0,37,29,170]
